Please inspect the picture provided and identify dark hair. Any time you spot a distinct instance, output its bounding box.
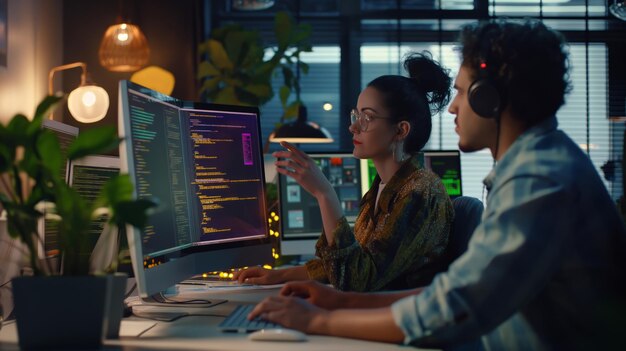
[458,20,572,123]
[367,52,451,154]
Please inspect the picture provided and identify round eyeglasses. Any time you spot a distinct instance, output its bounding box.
[349,109,391,132]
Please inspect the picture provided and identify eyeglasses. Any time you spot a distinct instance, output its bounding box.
[350,109,391,132]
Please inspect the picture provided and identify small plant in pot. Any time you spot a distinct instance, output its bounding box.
[0,96,156,349]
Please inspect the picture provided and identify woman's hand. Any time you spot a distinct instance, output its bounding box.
[248,295,329,334]
[233,266,286,285]
[280,280,349,310]
[233,266,309,285]
[273,141,333,199]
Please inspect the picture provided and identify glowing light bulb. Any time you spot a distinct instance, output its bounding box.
[117,32,129,42]
[323,102,333,111]
[81,91,96,107]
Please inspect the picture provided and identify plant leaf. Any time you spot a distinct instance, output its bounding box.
[197,61,220,78]
[274,12,293,51]
[284,101,301,120]
[111,199,158,228]
[29,95,64,134]
[36,129,62,179]
[200,76,221,95]
[208,39,234,71]
[100,174,134,206]
[214,86,239,105]
[0,138,12,173]
[243,84,272,100]
[7,114,30,143]
[300,62,310,75]
[67,126,120,160]
[279,85,290,107]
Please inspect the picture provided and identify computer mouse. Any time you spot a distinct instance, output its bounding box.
[247,328,308,342]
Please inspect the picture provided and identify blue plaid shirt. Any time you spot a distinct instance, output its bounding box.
[392,117,626,350]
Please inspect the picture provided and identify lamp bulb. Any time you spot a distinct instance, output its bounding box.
[81,91,97,107]
[68,85,110,123]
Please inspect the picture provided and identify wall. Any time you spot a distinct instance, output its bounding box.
[0,0,62,320]
[61,0,202,135]
[0,0,62,123]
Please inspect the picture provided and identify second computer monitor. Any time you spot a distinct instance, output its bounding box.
[278,153,365,256]
[422,150,463,199]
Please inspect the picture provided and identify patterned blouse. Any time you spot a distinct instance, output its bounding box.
[304,155,453,292]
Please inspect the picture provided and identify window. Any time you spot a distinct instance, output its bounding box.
[260,46,342,153]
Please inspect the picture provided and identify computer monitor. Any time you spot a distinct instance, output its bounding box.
[362,150,463,199]
[68,155,120,261]
[40,119,78,257]
[278,153,364,256]
[422,150,463,199]
[119,80,272,299]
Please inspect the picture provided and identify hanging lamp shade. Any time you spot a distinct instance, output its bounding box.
[270,105,334,144]
[98,23,150,72]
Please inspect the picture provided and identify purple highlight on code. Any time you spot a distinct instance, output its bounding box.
[242,133,253,165]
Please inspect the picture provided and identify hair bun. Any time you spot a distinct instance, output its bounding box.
[403,51,452,114]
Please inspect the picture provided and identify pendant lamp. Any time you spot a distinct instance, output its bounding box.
[99,23,150,72]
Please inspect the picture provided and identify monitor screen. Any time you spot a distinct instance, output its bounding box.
[362,150,463,199]
[40,119,78,258]
[68,155,120,262]
[422,150,463,199]
[119,80,272,298]
[278,153,364,256]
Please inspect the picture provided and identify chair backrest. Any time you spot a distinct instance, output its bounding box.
[448,196,484,262]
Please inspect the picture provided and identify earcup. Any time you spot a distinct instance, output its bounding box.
[468,79,501,119]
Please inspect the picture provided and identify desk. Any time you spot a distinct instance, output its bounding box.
[0,286,434,351]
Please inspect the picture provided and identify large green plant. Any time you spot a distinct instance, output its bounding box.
[0,96,156,276]
[197,11,312,123]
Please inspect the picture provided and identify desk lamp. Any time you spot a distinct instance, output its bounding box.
[48,62,109,123]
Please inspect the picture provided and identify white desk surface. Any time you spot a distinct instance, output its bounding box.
[0,285,436,351]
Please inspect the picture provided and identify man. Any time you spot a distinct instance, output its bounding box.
[249,20,626,350]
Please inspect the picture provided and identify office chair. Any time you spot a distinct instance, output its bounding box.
[448,196,484,262]
[444,196,485,351]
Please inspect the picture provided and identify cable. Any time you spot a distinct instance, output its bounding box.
[124,282,137,299]
[157,292,216,305]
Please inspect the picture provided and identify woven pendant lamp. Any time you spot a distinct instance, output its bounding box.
[98,23,150,72]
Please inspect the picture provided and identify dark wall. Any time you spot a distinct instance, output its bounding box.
[62,0,203,139]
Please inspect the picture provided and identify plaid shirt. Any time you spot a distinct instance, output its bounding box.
[392,117,626,350]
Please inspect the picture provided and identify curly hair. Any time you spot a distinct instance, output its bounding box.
[367,51,452,154]
[458,20,572,124]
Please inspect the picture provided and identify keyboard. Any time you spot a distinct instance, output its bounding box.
[218,304,280,332]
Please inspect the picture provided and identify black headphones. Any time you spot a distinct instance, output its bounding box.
[467,25,504,119]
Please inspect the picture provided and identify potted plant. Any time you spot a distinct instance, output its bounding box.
[197,11,312,133]
[0,96,156,349]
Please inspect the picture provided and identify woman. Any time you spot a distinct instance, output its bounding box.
[235,52,454,292]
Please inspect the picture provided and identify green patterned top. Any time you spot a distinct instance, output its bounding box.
[304,155,453,292]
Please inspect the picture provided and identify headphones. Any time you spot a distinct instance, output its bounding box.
[467,25,504,119]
